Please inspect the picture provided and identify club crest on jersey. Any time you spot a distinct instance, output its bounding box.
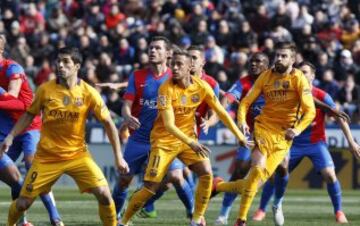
[282,81,290,89]
[159,95,166,107]
[149,169,158,177]
[181,95,187,105]
[63,95,71,106]
[74,97,84,107]
[191,94,200,103]
[26,183,33,192]
[274,80,281,89]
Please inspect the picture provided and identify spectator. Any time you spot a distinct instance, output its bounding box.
[341,18,360,49]
[191,19,210,45]
[215,20,233,49]
[105,4,125,30]
[319,69,340,99]
[10,36,30,66]
[337,74,360,119]
[334,49,360,83]
[34,59,53,86]
[205,35,224,64]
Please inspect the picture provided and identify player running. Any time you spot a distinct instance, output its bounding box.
[212,42,316,226]
[253,61,360,226]
[214,52,269,225]
[119,49,247,226]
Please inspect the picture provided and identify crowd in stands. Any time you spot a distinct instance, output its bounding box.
[0,0,360,123]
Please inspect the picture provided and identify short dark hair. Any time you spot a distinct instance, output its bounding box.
[187,45,204,52]
[275,41,297,54]
[58,47,83,65]
[150,36,171,50]
[297,61,316,73]
[251,52,269,66]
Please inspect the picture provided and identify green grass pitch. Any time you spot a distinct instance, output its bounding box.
[0,187,360,225]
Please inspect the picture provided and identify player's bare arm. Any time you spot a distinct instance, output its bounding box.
[102,115,129,174]
[314,97,351,123]
[0,112,35,157]
[122,99,141,130]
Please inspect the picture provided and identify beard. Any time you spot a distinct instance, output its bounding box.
[274,62,289,74]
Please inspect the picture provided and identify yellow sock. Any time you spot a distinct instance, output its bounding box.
[121,187,155,225]
[216,180,245,193]
[238,166,265,221]
[7,200,22,226]
[193,174,212,222]
[99,200,117,226]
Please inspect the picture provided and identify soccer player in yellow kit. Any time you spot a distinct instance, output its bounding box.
[214,42,316,226]
[119,50,247,226]
[0,47,129,226]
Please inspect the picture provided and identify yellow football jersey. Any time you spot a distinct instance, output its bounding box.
[150,76,219,148]
[27,79,110,162]
[238,68,315,133]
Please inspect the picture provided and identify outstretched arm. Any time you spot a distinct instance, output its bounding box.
[337,117,360,159]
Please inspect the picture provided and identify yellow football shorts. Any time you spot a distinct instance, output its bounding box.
[253,122,293,178]
[21,154,108,198]
[144,142,209,183]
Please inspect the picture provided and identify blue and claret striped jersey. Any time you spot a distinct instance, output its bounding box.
[123,68,171,143]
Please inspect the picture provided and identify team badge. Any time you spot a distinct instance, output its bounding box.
[181,95,187,105]
[191,94,200,103]
[282,81,290,89]
[149,169,158,177]
[63,95,71,106]
[274,80,281,89]
[74,97,84,107]
[159,95,166,107]
[26,183,33,192]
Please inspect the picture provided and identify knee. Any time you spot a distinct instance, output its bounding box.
[322,169,337,183]
[276,165,288,177]
[144,181,160,193]
[95,187,113,205]
[168,170,184,187]
[16,197,33,211]
[117,176,132,191]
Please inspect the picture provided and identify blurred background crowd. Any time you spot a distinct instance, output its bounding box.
[0,0,359,124]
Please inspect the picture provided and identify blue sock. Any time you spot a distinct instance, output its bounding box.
[327,180,342,213]
[11,179,23,200]
[259,180,275,211]
[112,183,128,216]
[144,189,165,212]
[273,174,289,208]
[40,193,61,222]
[184,172,196,192]
[220,192,237,218]
[174,181,194,214]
